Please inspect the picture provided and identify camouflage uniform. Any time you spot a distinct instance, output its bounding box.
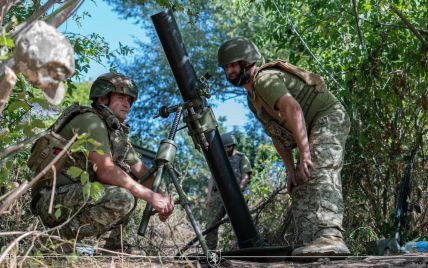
[249,68,350,245]
[205,151,252,250]
[31,104,140,240]
[34,183,135,239]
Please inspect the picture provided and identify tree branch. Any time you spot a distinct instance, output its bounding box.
[0,0,21,26]
[48,165,57,214]
[352,0,366,50]
[10,0,57,39]
[44,0,85,28]
[0,130,48,160]
[177,184,288,255]
[389,4,428,48]
[0,65,17,115]
[0,199,90,262]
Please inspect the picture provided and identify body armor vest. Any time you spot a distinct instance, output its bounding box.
[28,103,132,192]
[53,102,133,174]
[247,60,326,148]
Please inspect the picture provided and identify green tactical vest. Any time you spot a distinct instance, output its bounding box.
[28,103,133,194]
[247,60,328,149]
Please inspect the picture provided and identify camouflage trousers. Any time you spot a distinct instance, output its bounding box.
[33,183,136,240]
[288,107,350,244]
[205,191,226,250]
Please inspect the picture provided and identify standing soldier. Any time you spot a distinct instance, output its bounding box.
[205,132,252,250]
[28,72,174,253]
[217,37,351,256]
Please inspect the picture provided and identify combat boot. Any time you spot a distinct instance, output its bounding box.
[291,235,350,256]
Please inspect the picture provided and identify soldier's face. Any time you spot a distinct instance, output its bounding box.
[225,145,235,156]
[224,62,242,86]
[108,92,132,122]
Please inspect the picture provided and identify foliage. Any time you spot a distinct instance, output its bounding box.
[237,0,428,252]
[1,0,427,260]
[1,0,133,188]
[107,0,428,254]
[0,1,134,261]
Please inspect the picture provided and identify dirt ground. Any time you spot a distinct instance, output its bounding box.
[2,253,427,267]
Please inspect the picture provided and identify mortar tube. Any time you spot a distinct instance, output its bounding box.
[151,10,260,248]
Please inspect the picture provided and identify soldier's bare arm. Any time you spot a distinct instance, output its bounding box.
[89,151,174,219]
[130,160,155,188]
[272,138,297,191]
[240,173,250,190]
[274,95,313,182]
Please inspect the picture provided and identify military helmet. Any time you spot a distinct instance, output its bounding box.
[90,72,138,101]
[221,133,237,147]
[218,37,261,67]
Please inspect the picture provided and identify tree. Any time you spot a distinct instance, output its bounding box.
[1,0,426,259]
[0,1,138,259]
[108,0,427,252]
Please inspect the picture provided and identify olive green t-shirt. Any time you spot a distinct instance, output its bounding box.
[59,112,140,166]
[239,154,252,174]
[253,68,340,129]
[229,151,252,184]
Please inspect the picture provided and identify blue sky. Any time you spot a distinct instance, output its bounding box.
[60,1,249,130]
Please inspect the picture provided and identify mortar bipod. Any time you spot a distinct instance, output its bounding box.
[137,104,211,258]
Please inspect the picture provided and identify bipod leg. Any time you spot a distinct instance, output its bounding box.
[164,164,211,259]
[137,163,165,236]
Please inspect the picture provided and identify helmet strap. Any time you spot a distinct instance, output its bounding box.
[105,92,112,106]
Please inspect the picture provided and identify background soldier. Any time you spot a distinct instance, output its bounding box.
[217,37,351,256]
[29,72,174,252]
[205,132,252,250]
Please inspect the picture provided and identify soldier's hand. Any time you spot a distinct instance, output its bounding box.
[150,193,174,222]
[158,195,174,222]
[299,153,313,182]
[286,168,297,192]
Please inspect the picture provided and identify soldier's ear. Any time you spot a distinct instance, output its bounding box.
[96,96,108,105]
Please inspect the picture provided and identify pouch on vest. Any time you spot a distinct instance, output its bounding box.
[27,131,72,184]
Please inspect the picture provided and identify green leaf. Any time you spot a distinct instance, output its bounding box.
[80,171,89,184]
[83,182,91,199]
[86,138,101,147]
[30,97,49,109]
[23,124,35,137]
[78,133,90,140]
[90,181,105,201]
[0,34,14,48]
[6,100,30,112]
[69,252,78,263]
[66,166,83,179]
[0,53,13,61]
[31,118,46,129]
[54,207,62,219]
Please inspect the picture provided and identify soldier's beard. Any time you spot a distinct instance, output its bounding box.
[226,149,234,156]
[227,67,251,87]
